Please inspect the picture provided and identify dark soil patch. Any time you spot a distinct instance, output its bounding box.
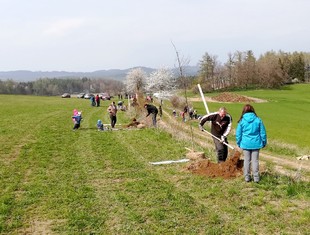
[186,151,243,179]
[212,92,258,103]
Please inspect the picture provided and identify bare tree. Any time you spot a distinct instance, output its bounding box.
[171,41,195,149]
[224,52,236,88]
[171,41,190,102]
[198,52,223,91]
[256,51,284,88]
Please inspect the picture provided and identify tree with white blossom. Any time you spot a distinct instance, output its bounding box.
[125,67,147,94]
[146,67,176,98]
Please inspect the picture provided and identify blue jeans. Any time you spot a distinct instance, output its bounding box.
[243,149,260,182]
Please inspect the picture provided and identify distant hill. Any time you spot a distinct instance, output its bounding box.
[0,66,199,82]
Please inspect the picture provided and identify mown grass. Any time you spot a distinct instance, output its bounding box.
[0,92,309,234]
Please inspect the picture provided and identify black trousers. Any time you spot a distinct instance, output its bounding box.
[73,123,80,130]
[213,137,228,163]
[110,115,117,128]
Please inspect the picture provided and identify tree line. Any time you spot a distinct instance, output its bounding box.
[0,77,125,96]
[196,50,310,92]
[1,50,309,96]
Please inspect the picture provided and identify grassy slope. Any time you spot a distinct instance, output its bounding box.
[0,91,309,234]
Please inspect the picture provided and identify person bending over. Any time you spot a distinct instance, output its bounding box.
[144,103,158,127]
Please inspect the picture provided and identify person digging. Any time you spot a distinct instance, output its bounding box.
[199,107,232,163]
[144,103,158,127]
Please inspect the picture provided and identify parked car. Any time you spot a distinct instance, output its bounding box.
[84,93,95,99]
[61,93,71,98]
[77,93,85,98]
[99,93,111,100]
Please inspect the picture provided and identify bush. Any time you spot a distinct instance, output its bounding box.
[170,95,187,109]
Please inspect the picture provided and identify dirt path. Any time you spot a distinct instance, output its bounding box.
[159,109,310,181]
[188,93,267,103]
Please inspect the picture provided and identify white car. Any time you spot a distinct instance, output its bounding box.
[77,93,85,98]
[153,92,173,100]
[84,93,94,99]
[61,93,71,98]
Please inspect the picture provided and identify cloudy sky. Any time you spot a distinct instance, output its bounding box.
[1,0,309,72]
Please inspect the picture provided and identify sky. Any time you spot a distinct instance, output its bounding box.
[1,0,309,72]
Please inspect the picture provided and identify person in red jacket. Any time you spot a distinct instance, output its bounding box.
[95,94,100,107]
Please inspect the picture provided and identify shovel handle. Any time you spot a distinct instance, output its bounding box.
[202,129,235,150]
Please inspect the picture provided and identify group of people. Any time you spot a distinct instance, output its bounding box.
[73,99,266,183]
[105,102,159,129]
[72,101,160,131]
[199,104,267,183]
[174,106,198,122]
[71,101,118,133]
[90,95,101,107]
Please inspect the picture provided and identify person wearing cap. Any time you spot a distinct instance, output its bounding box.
[199,107,232,163]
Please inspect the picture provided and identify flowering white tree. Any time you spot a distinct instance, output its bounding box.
[146,67,176,98]
[125,68,147,94]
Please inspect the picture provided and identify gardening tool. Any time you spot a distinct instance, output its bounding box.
[149,159,190,165]
[197,84,210,114]
[202,129,235,150]
[202,129,242,160]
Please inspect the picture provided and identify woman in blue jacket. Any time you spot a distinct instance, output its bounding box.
[236,104,267,183]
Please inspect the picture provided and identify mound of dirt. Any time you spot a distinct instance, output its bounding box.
[186,151,243,179]
[212,92,258,103]
[127,118,140,127]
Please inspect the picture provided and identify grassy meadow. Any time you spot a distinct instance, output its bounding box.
[0,85,309,234]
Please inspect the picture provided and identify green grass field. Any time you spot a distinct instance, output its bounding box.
[0,85,309,234]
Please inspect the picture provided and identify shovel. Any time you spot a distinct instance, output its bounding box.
[202,129,235,150]
[202,129,242,160]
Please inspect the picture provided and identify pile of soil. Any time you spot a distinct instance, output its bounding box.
[212,92,257,103]
[126,118,146,129]
[186,151,243,179]
[126,118,140,127]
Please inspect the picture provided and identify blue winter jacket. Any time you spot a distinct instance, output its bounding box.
[72,115,82,125]
[236,112,267,150]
